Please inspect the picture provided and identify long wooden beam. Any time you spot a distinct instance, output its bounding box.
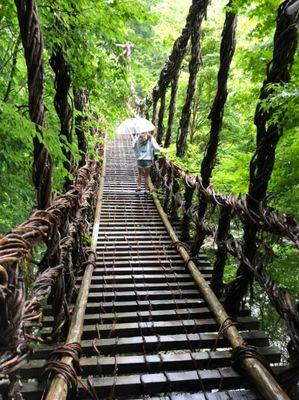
[44,137,107,400]
[148,179,290,400]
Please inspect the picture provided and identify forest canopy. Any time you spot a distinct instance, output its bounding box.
[0,0,298,232]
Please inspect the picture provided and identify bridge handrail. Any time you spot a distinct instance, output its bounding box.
[155,157,298,245]
[152,154,299,392]
[0,148,104,382]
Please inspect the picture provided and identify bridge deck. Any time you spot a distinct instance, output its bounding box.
[20,134,281,399]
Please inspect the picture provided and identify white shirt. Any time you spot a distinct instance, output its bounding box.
[133,136,161,160]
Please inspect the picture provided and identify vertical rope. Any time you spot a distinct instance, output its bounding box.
[152,0,204,128]
[210,206,232,297]
[156,88,166,144]
[164,74,179,148]
[49,44,74,190]
[176,1,209,157]
[201,5,237,188]
[225,0,298,314]
[14,0,53,209]
[181,183,194,242]
[74,88,88,167]
[191,4,237,254]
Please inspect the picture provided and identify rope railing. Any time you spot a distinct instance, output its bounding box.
[149,0,299,394]
[154,158,298,244]
[0,137,104,396]
[152,154,299,392]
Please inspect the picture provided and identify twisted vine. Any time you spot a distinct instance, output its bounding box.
[14,0,53,209]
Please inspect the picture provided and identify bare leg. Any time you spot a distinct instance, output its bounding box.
[137,168,142,190]
[144,168,150,190]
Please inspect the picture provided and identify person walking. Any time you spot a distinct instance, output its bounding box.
[132,131,160,193]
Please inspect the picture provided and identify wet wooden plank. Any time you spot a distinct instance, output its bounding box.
[132,390,260,400]
[89,316,258,337]
[76,274,194,284]
[42,316,259,340]
[83,289,202,302]
[21,367,256,399]
[20,347,280,379]
[81,281,197,292]
[29,331,269,359]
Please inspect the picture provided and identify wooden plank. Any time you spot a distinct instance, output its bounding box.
[95,259,188,266]
[42,316,259,340]
[43,299,208,316]
[83,289,202,302]
[30,331,269,359]
[132,390,260,400]
[43,307,252,327]
[98,226,170,230]
[96,243,178,248]
[20,367,257,399]
[20,347,280,379]
[81,281,197,292]
[95,249,183,254]
[91,267,212,277]
[95,258,210,266]
[95,253,184,258]
[89,270,211,279]
[42,316,259,339]
[96,239,173,244]
[76,273,194,284]
[86,298,207,312]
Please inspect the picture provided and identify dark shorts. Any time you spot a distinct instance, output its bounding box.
[137,160,152,169]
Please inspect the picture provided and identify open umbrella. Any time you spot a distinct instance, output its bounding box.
[116,117,155,135]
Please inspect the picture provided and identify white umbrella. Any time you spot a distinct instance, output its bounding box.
[116,117,155,135]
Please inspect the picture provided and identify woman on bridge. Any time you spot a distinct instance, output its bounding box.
[132,131,160,193]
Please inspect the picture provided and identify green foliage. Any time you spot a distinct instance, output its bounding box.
[0,0,158,232]
[0,103,35,231]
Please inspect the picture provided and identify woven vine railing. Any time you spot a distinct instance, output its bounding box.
[152,155,299,391]
[0,137,104,397]
[149,0,299,395]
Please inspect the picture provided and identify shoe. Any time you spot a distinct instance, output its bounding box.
[135,187,141,192]
[143,189,149,195]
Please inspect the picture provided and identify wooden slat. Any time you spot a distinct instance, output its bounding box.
[42,307,251,327]
[131,390,259,400]
[76,274,200,283]
[21,367,257,399]
[20,347,280,379]
[42,316,260,340]
[91,267,211,276]
[43,298,208,316]
[83,289,202,302]
[90,268,212,279]
[29,331,269,360]
[81,281,197,292]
